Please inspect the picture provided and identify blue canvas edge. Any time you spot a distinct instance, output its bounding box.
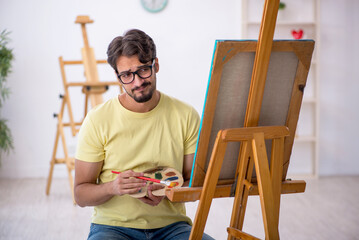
[189,40,218,188]
[188,38,314,188]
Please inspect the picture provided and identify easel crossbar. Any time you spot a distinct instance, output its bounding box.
[221,126,290,142]
[166,180,306,202]
[227,227,260,240]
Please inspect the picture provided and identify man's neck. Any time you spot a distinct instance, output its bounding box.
[118,91,161,113]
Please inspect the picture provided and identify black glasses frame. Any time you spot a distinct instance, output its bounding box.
[117,60,155,84]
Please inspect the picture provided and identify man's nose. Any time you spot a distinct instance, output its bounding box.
[132,73,145,85]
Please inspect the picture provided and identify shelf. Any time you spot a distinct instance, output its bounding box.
[294,135,317,142]
[242,0,320,177]
[246,21,316,26]
[303,97,317,103]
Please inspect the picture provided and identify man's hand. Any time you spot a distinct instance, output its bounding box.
[111,170,147,196]
[138,184,165,206]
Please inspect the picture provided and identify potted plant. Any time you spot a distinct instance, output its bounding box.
[279,2,286,10]
[0,30,14,165]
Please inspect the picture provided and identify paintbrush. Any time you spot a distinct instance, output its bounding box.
[111,170,178,187]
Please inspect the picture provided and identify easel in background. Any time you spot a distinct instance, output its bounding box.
[166,0,314,239]
[46,16,122,203]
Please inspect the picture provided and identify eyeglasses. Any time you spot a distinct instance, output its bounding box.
[117,60,155,84]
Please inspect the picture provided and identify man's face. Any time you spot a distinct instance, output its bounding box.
[116,55,158,103]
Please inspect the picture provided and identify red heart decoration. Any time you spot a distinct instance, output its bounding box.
[291,29,304,39]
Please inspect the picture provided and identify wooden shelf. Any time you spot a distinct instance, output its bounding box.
[303,97,317,103]
[246,21,316,26]
[295,135,316,142]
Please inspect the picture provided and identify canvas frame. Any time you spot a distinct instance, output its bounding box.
[189,40,315,188]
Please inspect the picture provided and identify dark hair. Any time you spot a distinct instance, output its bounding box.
[107,29,156,73]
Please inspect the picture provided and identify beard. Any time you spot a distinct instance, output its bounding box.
[128,81,155,103]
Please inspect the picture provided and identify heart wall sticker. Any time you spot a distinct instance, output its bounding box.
[292,29,304,39]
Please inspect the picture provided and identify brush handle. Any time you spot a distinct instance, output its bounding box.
[138,176,161,183]
[111,170,161,184]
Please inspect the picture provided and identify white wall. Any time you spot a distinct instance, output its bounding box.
[319,0,359,175]
[0,0,358,179]
[0,0,241,178]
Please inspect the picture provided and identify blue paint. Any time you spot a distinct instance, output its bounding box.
[164,176,178,181]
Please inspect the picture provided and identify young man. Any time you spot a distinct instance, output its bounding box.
[74,29,214,240]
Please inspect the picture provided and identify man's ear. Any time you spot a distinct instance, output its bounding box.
[154,58,159,73]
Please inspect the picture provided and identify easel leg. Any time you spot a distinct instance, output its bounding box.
[270,138,284,228]
[190,132,227,240]
[66,163,75,204]
[46,124,61,195]
[252,133,280,239]
[46,97,66,196]
[84,93,89,118]
[58,117,75,203]
[228,142,250,239]
[228,144,255,240]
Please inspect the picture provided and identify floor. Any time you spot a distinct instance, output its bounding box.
[0,176,358,240]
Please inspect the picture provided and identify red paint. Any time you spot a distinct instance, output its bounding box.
[165,171,176,176]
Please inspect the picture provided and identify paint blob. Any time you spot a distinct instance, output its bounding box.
[165,171,176,177]
[168,182,179,188]
[164,176,178,181]
[155,172,162,179]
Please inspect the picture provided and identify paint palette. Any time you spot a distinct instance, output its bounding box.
[129,167,184,198]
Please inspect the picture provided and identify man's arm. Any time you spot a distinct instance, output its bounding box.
[182,153,195,186]
[74,159,146,207]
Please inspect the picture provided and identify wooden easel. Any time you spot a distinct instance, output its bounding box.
[46,16,122,202]
[166,0,314,239]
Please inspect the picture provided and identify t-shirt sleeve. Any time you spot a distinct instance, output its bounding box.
[75,112,105,162]
[184,107,200,155]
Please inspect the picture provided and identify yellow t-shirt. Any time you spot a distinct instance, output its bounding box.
[75,92,200,229]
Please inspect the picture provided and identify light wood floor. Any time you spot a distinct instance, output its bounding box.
[0,176,358,240]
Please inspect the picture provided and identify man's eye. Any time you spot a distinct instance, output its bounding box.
[138,68,148,73]
[121,73,131,78]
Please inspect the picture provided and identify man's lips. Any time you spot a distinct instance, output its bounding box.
[132,82,150,92]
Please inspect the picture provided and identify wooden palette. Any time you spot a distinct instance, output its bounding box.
[129,167,184,198]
